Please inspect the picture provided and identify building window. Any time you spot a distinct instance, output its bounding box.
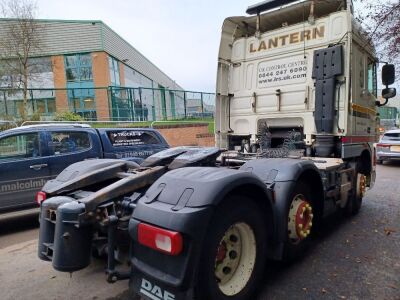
[65,53,93,82]
[108,56,120,86]
[67,87,97,120]
[64,53,96,120]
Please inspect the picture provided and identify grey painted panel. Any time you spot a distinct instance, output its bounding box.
[0,20,103,57]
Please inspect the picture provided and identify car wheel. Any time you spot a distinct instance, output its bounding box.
[196,196,267,300]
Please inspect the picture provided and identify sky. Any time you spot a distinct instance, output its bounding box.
[35,0,250,93]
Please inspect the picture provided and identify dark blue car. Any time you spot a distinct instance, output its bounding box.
[0,124,169,215]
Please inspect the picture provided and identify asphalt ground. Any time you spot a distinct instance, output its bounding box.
[0,162,399,300]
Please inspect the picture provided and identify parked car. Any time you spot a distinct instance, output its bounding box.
[0,124,169,215]
[376,129,400,164]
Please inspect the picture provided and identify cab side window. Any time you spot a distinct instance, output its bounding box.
[50,131,91,154]
[367,58,377,97]
[0,133,41,160]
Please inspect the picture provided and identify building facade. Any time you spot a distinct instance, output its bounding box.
[0,19,185,121]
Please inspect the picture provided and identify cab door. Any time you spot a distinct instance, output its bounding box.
[0,131,51,211]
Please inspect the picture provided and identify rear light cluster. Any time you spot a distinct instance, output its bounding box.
[138,223,183,255]
[35,191,47,205]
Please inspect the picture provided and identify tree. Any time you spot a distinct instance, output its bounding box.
[355,0,400,84]
[0,0,48,119]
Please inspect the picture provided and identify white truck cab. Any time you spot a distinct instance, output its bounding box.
[215,0,394,162]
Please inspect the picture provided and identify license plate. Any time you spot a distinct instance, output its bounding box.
[390,145,400,152]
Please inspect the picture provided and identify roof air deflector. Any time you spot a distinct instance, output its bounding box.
[246,0,299,15]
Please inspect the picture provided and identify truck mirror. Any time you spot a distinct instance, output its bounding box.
[382,64,395,85]
[382,87,396,99]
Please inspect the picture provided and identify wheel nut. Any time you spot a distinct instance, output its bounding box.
[229,235,238,243]
[229,251,237,259]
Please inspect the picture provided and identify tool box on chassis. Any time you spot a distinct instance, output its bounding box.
[37,0,397,299]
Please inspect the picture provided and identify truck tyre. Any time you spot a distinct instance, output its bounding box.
[196,196,267,300]
[344,169,365,217]
[283,181,314,261]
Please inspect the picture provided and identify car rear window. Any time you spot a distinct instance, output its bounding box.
[382,133,400,141]
[50,131,91,154]
[107,130,160,147]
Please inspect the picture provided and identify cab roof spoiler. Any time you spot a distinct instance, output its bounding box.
[246,0,299,15]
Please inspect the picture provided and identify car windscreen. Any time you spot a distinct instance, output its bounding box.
[106,130,161,147]
[382,133,400,141]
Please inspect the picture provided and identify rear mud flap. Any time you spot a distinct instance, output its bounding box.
[130,273,192,300]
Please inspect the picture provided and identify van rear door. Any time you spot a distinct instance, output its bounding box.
[97,128,169,164]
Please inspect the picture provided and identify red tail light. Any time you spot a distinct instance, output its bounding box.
[138,223,183,255]
[35,191,47,205]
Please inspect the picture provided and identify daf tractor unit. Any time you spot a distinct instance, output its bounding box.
[37,1,397,299]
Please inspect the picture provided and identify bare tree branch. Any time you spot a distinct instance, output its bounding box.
[355,0,400,83]
[0,0,51,119]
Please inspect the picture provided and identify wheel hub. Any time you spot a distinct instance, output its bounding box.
[214,222,256,296]
[288,195,313,243]
[215,226,241,285]
[357,174,366,198]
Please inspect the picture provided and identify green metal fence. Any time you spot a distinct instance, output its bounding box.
[0,86,215,122]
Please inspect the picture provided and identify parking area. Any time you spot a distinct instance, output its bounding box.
[0,162,399,300]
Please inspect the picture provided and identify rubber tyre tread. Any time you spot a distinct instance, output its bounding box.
[195,196,267,300]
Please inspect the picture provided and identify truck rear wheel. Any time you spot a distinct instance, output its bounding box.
[283,181,314,261]
[344,172,366,216]
[196,197,267,300]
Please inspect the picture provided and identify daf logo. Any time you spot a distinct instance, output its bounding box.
[140,278,175,300]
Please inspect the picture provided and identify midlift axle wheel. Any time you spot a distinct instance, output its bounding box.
[344,161,366,216]
[287,194,313,244]
[284,181,314,260]
[356,174,367,199]
[197,196,267,300]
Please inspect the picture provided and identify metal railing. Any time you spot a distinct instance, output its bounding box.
[0,86,216,122]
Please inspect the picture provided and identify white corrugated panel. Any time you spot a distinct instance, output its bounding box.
[0,19,103,57]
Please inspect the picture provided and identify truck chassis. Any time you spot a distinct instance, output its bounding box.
[38,145,370,300]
